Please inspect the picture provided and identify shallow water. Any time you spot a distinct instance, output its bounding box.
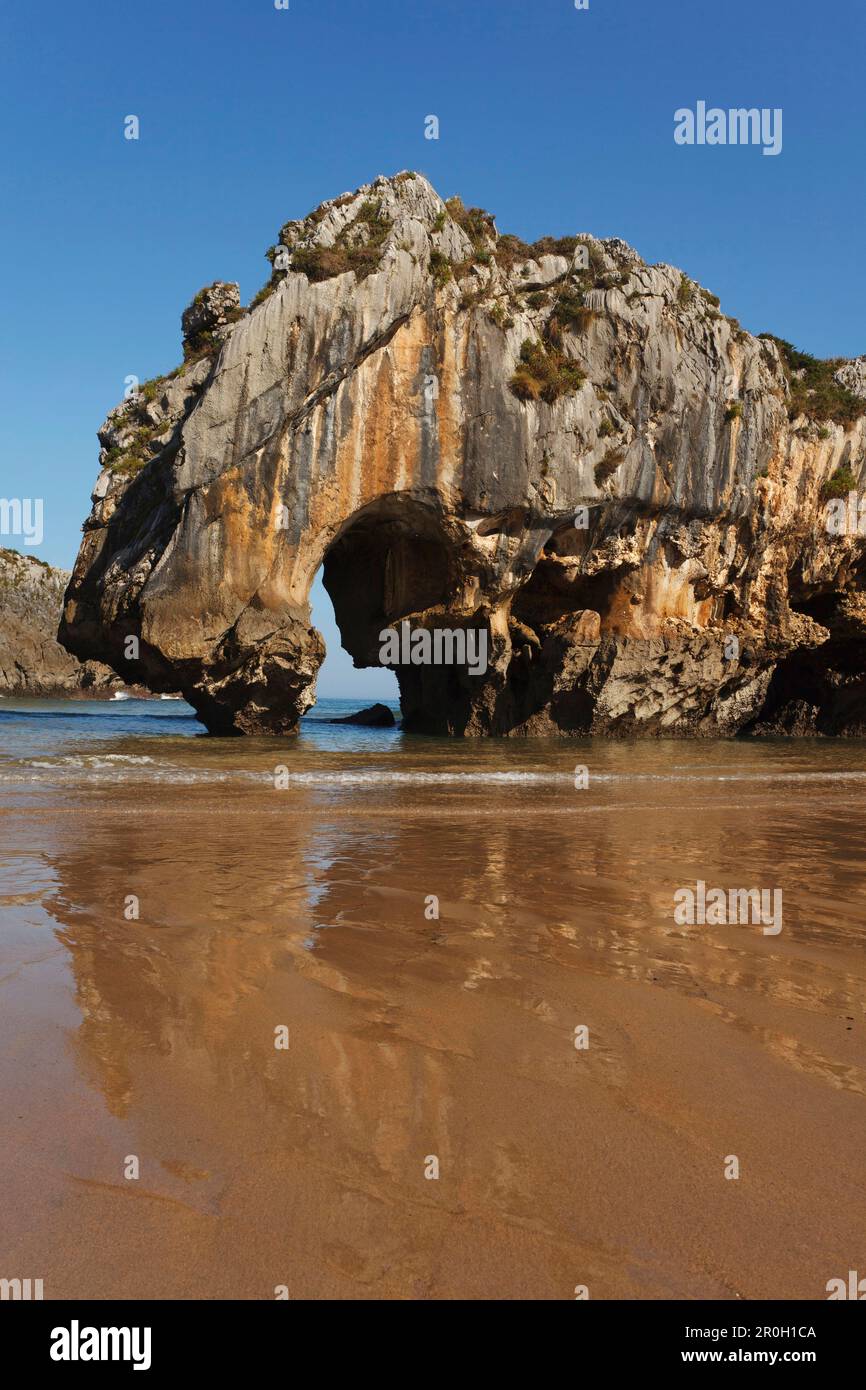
[1,696,865,1298]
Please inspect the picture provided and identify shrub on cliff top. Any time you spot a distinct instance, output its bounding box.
[762,336,866,427]
[494,233,533,272]
[530,235,579,260]
[574,240,609,286]
[445,197,496,252]
[190,281,223,308]
[495,232,586,274]
[290,246,351,283]
[677,275,693,307]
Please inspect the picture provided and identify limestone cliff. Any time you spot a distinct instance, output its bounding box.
[0,548,124,695]
[60,173,866,735]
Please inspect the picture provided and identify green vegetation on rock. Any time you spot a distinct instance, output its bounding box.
[509,337,585,404]
[444,197,496,255]
[821,465,858,500]
[551,285,596,334]
[290,198,394,284]
[760,337,866,427]
[429,249,453,287]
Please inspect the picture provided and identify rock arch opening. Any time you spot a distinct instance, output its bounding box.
[320,498,456,668]
[311,496,484,731]
[307,571,399,707]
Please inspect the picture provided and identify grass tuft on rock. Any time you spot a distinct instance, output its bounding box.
[509,338,584,405]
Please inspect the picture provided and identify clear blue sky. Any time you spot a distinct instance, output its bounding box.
[1,0,863,695]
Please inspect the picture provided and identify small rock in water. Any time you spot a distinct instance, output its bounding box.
[332,703,396,727]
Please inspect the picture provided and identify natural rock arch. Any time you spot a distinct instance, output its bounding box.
[59,171,866,737]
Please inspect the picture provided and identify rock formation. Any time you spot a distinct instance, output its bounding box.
[0,548,124,695]
[332,703,396,728]
[60,173,866,736]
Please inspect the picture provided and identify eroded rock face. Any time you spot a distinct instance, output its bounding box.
[0,548,125,695]
[60,173,866,735]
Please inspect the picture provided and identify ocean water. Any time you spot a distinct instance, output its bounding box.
[0,695,407,788]
[4,691,866,793]
[1,694,866,1299]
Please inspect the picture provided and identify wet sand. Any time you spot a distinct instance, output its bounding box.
[1,732,866,1300]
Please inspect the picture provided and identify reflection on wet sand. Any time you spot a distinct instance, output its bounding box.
[1,769,866,1299]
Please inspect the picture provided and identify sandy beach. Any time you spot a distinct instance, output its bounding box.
[1,701,864,1299]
